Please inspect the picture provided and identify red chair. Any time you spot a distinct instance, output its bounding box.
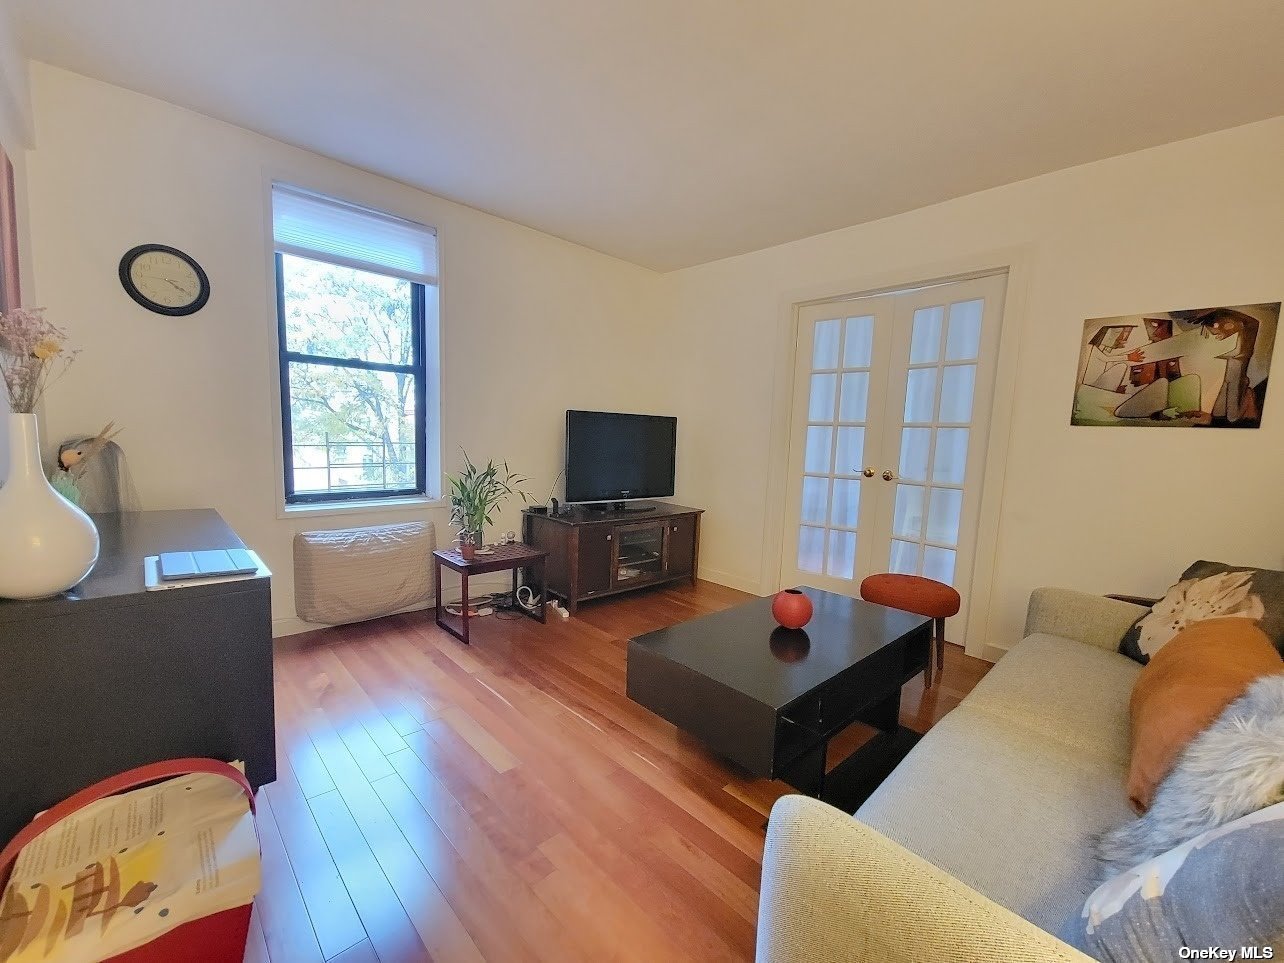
[860,574,961,688]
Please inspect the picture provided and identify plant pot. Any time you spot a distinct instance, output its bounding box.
[0,414,100,599]
[771,588,813,630]
[458,530,478,560]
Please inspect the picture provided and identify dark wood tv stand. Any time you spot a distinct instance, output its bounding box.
[522,502,703,613]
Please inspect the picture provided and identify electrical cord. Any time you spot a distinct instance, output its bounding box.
[515,585,540,611]
[443,589,543,621]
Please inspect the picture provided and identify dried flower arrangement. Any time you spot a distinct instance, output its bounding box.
[0,308,78,413]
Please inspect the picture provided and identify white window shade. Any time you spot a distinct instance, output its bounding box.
[272,184,438,285]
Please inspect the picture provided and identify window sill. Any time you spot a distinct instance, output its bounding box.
[279,494,446,521]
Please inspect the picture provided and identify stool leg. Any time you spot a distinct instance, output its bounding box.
[935,617,946,680]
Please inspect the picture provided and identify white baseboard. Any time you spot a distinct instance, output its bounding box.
[979,641,1010,663]
[273,615,323,638]
[271,572,513,638]
[698,567,765,596]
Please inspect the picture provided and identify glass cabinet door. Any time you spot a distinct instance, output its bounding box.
[614,524,664,584]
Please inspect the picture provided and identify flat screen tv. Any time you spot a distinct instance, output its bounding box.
[565,410,677,509]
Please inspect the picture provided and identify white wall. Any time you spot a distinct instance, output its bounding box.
[663,117,1284,650]
[0,7,33,482]
[21,59,1284,652]
[0,2,32,152]
[24,63,666,633]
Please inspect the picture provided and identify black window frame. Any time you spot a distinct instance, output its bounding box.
[275,251,429,505]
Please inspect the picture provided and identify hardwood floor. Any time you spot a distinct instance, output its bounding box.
[247,580,990,962]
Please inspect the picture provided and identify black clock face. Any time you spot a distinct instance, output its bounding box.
[119,245,210,316]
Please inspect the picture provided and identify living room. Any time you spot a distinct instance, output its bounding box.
[0,2,1282,961]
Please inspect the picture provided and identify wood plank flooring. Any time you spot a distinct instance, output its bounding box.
[251,580,990,962]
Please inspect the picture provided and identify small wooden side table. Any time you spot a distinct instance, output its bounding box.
[433,542,548,644]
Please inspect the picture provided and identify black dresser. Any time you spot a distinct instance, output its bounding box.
[0,509,275,845]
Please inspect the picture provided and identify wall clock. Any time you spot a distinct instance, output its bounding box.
[118,244,210,316]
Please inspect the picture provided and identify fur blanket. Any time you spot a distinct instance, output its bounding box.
[1097,673,1284,882]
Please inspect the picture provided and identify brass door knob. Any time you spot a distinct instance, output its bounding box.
[882,470,895,481]
[862,467,875,477]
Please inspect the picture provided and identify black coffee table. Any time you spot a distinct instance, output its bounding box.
[626,587,932,810]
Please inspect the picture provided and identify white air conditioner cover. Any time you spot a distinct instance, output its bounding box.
[293,520,435,625]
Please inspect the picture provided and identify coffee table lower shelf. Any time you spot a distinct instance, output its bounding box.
[778,724,922,812]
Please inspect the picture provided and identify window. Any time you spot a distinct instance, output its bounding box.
[272,185,439,504]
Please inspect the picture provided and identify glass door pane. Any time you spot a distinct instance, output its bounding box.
[781,298,894,593]
[871,273,1007,649]
[615,525,664,584]
[783,273,1006,652]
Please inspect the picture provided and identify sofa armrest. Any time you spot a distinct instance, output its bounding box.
[757,796,1093,963]
[1024,587,1148,652]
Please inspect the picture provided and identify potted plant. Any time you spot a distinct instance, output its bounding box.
[445,452,530,559]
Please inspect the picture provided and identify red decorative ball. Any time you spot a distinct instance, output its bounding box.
[771,589,813,629]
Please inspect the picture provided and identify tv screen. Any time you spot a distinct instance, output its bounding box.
[565,410,677,504]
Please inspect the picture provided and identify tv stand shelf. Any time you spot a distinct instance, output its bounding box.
[522,502,703,613]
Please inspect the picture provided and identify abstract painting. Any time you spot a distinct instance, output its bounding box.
[1072,302,1279,428]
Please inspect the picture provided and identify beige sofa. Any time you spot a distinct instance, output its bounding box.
[757,588,1153,963]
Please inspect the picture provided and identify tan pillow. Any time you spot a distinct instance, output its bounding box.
[1127,616,1283,813]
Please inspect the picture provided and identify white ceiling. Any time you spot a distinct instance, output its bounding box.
[12,0,1284,271]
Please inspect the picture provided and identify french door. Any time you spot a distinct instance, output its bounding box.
[780,273,1007,642]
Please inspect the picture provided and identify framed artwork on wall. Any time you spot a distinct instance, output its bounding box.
[1071,302,1280,428]
[0,144,19,313]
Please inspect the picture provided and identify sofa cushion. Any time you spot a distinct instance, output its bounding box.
[857,705,1137,933]
[1119,560,1284,664]
[961,633,1141,766]
[1127,617,1282,813]
[1060,801,1284,961]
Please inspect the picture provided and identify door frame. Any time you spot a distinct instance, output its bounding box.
[762,246,1033,659]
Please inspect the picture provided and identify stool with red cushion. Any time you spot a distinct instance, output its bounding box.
[859,574,961,688]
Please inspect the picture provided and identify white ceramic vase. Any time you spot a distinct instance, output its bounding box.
[0,413,100,599]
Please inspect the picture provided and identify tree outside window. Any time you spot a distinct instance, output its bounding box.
[277,252,428,502]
